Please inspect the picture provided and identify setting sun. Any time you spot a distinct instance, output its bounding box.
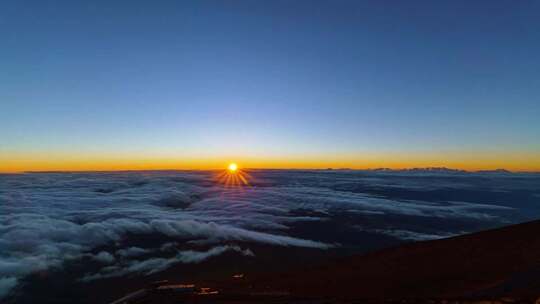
[216,163,250,187]
[228,163,238,172]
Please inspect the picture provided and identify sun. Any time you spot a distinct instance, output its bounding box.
[228,163,238,173]
[215,162,250,186]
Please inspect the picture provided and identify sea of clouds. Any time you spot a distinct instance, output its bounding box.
[1,170,537,298]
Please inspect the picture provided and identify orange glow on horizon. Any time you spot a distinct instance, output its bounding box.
[1,150,539,173]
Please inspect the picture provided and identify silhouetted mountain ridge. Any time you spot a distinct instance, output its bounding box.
[370,167,518,174]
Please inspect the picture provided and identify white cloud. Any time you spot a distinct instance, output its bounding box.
[0,277,17,299]
[148,219,332,249]
[0,171,527,297]
[366,229,458,241]
[81,245,254,281]
[160,242,179,252]
[92,251,115,264]
[116,247,151,258]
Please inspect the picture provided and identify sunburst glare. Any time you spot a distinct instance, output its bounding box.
[228,163,238,172]
[215,163,250,187]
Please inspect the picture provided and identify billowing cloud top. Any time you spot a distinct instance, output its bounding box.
[1,170,538,299]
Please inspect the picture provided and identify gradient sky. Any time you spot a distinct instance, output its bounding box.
[1,0,539,172]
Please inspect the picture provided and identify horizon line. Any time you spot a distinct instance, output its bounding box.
[2,167,539,174]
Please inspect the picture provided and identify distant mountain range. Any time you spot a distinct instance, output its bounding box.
[369,167,513,174]
[320,167,524,174]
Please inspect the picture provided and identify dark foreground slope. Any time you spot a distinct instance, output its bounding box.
[240,219,540,301]
[114,220,540,303]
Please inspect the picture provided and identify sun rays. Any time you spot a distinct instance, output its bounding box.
[215,163,251,188]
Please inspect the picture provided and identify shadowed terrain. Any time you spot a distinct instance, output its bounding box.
[235,219,540,301]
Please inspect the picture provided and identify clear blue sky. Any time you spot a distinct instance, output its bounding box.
[1,0,539,170]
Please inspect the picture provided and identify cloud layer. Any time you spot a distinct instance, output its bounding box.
[81,245,254,281]
[1,170,537,299]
